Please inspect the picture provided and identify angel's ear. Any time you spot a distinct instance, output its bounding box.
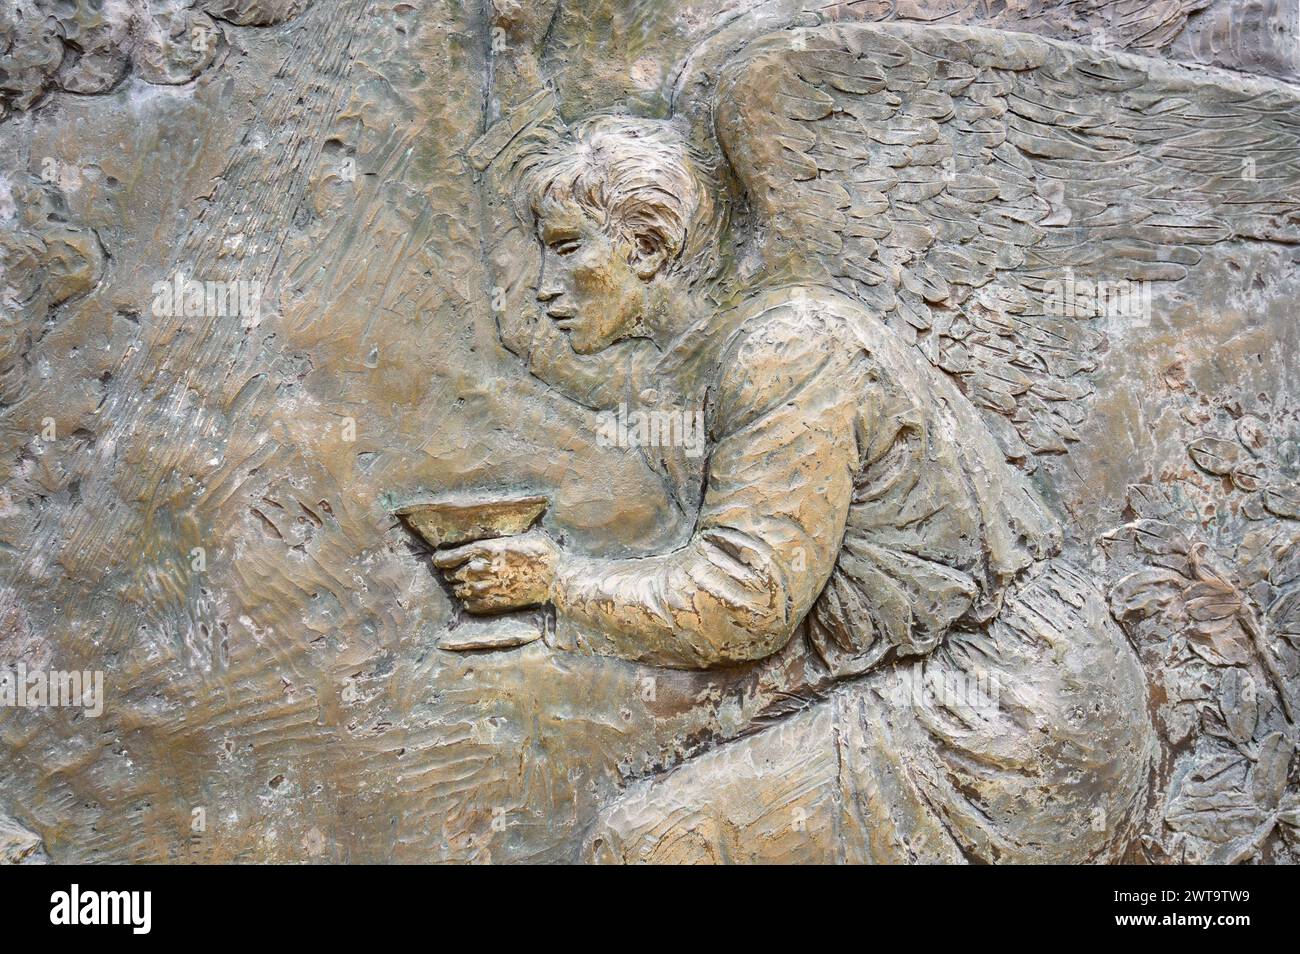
[629,231,672,281]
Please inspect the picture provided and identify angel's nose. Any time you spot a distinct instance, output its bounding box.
[536,279,562,302]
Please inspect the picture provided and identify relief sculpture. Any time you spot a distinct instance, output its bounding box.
[1,2,1298,865]
[426,20,1300,863]
[434,107,1159,863]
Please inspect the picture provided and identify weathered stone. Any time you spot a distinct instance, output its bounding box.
[0,0,1296,865]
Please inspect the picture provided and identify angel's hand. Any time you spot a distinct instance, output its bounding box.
[432,530,559,614]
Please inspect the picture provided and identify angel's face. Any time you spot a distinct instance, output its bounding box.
[534,202,646,355]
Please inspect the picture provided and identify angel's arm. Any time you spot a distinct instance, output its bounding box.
[551,311,864,668]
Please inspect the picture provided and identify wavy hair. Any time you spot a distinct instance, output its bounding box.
[518,115,724,284]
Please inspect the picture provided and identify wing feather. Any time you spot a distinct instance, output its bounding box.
[716,23,1300,466]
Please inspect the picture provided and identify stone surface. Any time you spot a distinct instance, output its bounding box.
[0,0,1296,863]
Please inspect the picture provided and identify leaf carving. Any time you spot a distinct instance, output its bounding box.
[1186,621,1254,667]
[1188,437,1242,477]
[1132,520,1190,557]
[1279,792,1300,832]
[1269,587,1300,638]
[1236,416,1269,456]
[1218,669,1258,745]
[1108,568,1184,621]
[1264,485,1300,520]
[1252,732,1294,810]
[1231,460,1265,492]
[1167,766,1261,843]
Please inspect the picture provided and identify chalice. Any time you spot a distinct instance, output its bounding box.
[395,494,549,651]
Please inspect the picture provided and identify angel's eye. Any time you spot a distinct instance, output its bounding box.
[549,239,580,256]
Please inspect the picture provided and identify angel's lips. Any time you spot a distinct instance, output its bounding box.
[547,309,576,328]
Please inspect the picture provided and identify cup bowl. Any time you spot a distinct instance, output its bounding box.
[394,494,548,549]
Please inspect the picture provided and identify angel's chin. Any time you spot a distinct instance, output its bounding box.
[566,331,601,355]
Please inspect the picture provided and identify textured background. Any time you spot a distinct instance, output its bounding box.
[1,0,1298,862]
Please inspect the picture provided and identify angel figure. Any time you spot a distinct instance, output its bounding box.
[435,22,1300,862]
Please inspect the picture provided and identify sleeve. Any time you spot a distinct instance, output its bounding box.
[550,313,866,669]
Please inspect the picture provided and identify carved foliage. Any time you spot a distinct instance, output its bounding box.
[1103,484,1299,862]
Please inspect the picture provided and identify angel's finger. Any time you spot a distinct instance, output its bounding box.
[433,544,490,569]
[445,559,492,584]
[460,558,493,578]
[463,594,510,615]
[454,580,494,601]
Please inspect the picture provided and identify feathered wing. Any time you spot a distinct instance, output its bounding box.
[713,24,1300,861]
[713,22,1300,465]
